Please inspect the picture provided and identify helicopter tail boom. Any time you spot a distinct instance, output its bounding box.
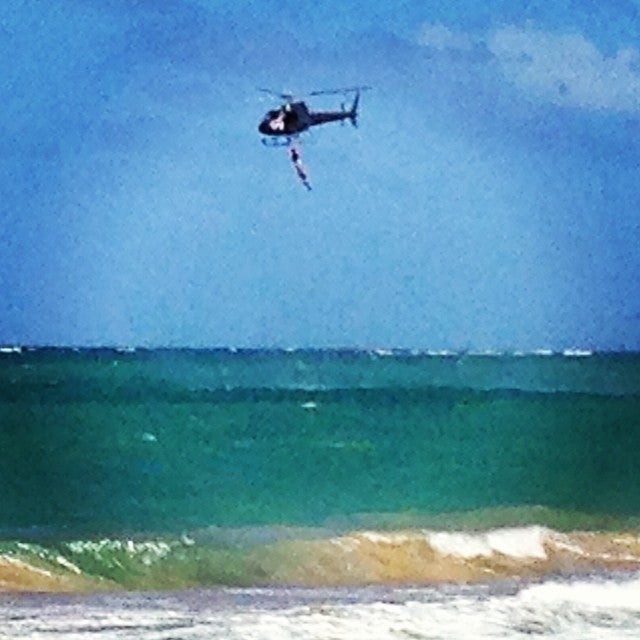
[309,90,361,128]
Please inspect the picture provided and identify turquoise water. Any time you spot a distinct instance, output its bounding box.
[1,348,640,590]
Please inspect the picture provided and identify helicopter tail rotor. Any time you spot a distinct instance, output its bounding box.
[348,90,360,128]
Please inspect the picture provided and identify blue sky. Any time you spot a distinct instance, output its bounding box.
[1,0,639,349]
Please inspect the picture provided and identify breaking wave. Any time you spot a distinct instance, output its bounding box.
[3,525,640,592]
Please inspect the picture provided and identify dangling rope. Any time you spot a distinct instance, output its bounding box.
[288,141,312,191]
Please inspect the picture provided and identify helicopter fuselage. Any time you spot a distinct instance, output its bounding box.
[258,100,356,136]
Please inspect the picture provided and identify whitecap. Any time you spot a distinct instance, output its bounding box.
[0,345,22,354]
[427,526,549,560]
[563,348,593,357]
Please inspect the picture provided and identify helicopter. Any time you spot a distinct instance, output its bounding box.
[258,86,370,190]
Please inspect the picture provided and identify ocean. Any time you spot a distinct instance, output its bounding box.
[1,347,640,638]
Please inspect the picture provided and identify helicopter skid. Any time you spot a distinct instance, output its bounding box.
[261,136,297,147]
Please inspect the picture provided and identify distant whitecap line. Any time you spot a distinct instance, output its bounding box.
[562,349,593,357]
[115,346,136,354]
[372,349,394,356]
[0,345,22,354]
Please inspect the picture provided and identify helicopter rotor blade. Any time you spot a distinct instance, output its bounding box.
[308,85,372,97]
[259,86,371,101]
[258,88,295,101]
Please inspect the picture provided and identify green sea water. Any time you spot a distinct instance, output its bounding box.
[1,348,640,589]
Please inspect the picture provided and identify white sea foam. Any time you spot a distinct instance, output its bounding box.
[330,537,361,552]
[64,539,174,562]
[1,555,54,578]
[358,531,412,545]
[54,555,82,574]
[427,526,549,559]
[518,576,640,611]
[4,574,640,639]
[511,576,640,636]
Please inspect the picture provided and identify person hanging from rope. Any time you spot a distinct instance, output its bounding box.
[288,142,312,191]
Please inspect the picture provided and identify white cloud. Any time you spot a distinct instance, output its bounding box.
[417,23,473,51]
[488,26,640,112]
